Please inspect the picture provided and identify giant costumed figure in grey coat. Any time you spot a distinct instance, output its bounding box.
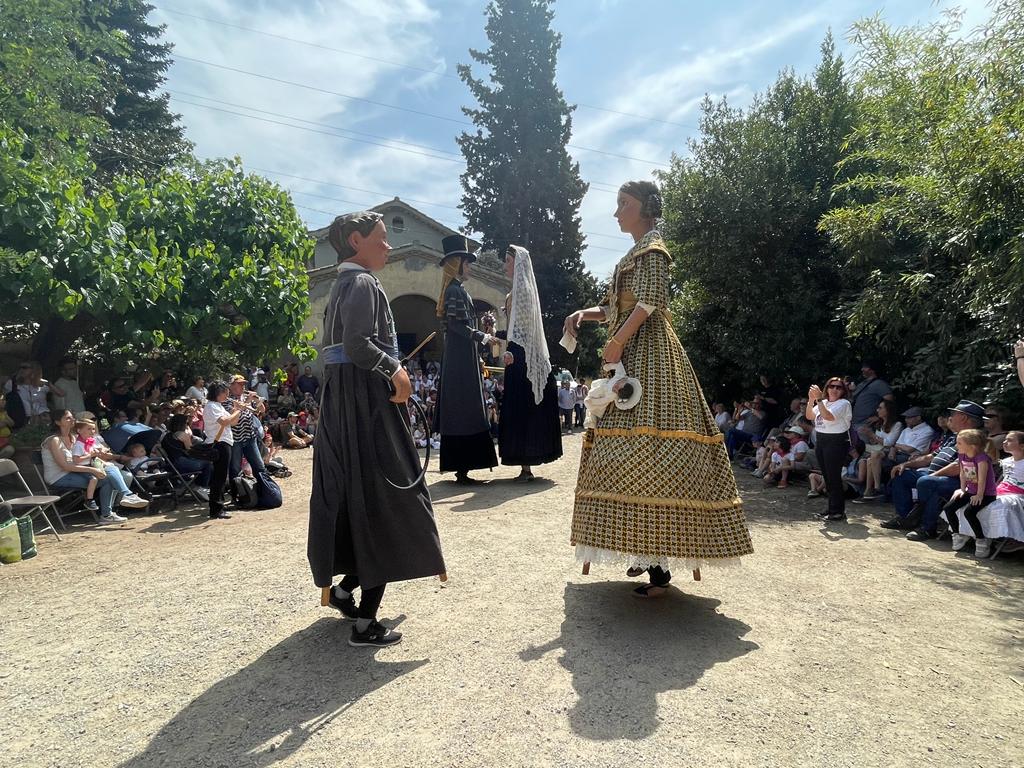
[307,211,446,648]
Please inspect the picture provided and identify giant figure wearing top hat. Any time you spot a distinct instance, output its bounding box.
[435,235,498,484]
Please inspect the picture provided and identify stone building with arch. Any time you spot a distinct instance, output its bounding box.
[302,198,511,373]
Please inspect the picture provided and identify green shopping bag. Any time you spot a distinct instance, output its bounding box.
[16,515,36,560]
[0,516,21,564]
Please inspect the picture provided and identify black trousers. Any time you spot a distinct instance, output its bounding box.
[338,574,386,619]
[942,493,995,539]
[561,408,573,430]
[815,432,849,517]
[208,441,232,515]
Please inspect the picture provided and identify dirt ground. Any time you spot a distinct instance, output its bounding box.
[2,434,1023,768]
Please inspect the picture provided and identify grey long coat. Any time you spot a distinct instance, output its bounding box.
[307,266,446,589]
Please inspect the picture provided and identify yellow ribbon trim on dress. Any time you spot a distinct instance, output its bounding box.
[592,426,725,444]
[576,490,744,511]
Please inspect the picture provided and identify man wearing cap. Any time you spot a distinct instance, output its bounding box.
[882,400,985,537]
[888,407,934,465]
[435,235,499,484]
[227,374,266,478]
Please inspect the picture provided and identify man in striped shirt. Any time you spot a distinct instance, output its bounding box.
[228,374,267,478]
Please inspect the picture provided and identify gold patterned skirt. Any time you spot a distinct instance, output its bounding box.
[571,313,753,571]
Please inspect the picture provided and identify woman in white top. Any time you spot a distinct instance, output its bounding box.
[857,400,902,502]
[184,375,207,404]
[41,409,149,524]
[203,381,241,519]
[805,376,853,521]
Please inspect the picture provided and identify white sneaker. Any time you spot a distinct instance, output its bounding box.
[98,512,127,524]
[951,533,971,551]
[119,493,150,509]
[194,487,210,501]
[752,469,765,478]
[974,538,992,558]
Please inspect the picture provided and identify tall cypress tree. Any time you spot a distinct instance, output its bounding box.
[87,0,190,178]
[457,0,598,370]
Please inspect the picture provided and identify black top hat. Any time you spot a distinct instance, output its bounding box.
[948,399,985,421]
[440,235,477,265]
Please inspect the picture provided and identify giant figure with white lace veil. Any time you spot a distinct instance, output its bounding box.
[497,245,562,481]
[564,180,753,598]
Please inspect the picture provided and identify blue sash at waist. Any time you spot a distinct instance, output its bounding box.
[322,343,400,366]
[322,345,352,365]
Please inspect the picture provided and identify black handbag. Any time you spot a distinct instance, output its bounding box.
[188,442,219,462]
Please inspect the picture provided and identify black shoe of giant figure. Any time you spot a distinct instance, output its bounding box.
[349,621,403,648]
[329,589,358,620]
[455,472,480,485]
[880,517,905,530]
[209,510,232,519]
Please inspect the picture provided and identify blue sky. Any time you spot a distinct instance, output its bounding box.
[151,0,994,278]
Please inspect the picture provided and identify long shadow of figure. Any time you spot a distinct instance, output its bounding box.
[521,582,757,741]
[120,618,426,767]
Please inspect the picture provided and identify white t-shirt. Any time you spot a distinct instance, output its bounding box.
[786,440,810,461]
[895,422,934,453]
[185,385,207,403]
[53,377,85,414]
[41,435,75,485]
[256,382,270,401]
[813,398,852,434]
[714,412,731,430]
[204,401,234,444]
[877,421,903,448]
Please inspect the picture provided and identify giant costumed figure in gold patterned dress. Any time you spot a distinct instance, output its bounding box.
[564,181,753,597]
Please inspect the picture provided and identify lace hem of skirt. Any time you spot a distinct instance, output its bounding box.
[573,544,744,572]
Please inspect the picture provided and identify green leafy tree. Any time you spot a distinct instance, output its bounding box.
[0,0,188,178]
[0,130,314,370]
[660,35,858,399]
[457,0,600,372]
[0,0,116,162]
[820,3,1024,408]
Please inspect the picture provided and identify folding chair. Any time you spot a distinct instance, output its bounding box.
[0,458,62,540]
[30,450,97,528]
[153,443,207,506]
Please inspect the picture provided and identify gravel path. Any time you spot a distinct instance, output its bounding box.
[3,435,1022,767]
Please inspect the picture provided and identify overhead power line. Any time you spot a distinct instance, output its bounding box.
[172,97,463,164]
[171,55,672,167]
[91,144,628,253]
[156,5,698,130]
[168,92,633,194]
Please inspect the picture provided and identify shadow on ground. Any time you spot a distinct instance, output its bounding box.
[520,581,757,741]
[119,617,427,768]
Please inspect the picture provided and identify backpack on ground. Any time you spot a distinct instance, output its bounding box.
[254,471,282,509]
[230,475,258,508]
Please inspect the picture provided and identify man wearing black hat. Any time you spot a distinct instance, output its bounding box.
[435,235,499,483]
[882,400,985,538]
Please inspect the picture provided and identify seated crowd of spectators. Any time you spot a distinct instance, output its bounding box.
[718,352,1024,561]
[2,358,321,524]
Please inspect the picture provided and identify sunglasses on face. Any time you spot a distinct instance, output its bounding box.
[827,384,845,390]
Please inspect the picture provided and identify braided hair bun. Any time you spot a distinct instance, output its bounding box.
[619,180,662,219]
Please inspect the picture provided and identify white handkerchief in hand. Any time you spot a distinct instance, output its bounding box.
[559,331,577,354]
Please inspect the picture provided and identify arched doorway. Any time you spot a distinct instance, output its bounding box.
[390,294,441,362]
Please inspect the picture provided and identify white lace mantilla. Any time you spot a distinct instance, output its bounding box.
[574,544,743,573]
[506,246,552,404]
